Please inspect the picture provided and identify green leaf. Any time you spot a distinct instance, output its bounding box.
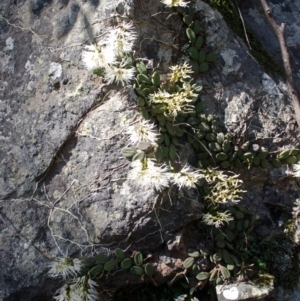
[183,257,195,269]
[219,265,231,279]
[196,272,210,281]
[199,62,209,72]
[92,67,105,77]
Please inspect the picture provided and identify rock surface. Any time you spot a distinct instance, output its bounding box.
[0,0,300,300]
[240,0,300,93]
[216,282,273,301]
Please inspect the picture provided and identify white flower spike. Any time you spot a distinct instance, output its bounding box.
[161,0,190,7]
[172,164,203,189]
[128,158,171,191]
[168,62,194,83]
[105,21,137,55]
[292,163,300,178]
[104,58,135,86]
[54,276,98,301]
[48,257,82,281]
[126,119,159,145]
[82,44,116,70]
[202,211,234,228]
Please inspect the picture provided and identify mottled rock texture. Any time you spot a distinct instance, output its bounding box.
[0,0,300,300]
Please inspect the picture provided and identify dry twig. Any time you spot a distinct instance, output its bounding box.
[259,0,300,127]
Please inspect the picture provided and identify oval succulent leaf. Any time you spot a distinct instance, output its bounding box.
[136,62,147,75]
[225,228,234,242]
[216,277,223,285]
[137,74,151,85]
[198,50,206,63]
[144,263,154,277]
[103,260,118,272]
[216,240,225,248]
[115,248,126,261]
[81,258,95,268]
[89,264,103,277]
[121,147,137,159]
[195,36,203,50]
[196,272,210,281]
[219,265,231,279]
[130,265,145,276]
[186,28,196,44]
[193,20,201,35]
[183,14,193,26]
[121,258,133,270]
[230,254,240,266]
[94,254,110,265]
[222,249,233,264]
[134,252,143,266]
[183,257,195,269]
[151,71,160,86]
[188,47,199,61]
[188,249,201,258]
[271,159,281,168]
[235,211,244,219]
[199,246,210,256]
[210,269,217,281]
[199,62,209,73]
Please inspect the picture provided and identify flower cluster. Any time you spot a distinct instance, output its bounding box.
[128,158,171,191]
[54,276,98,301]
[161,0,190,7]
[201,168,245,205]
[48,257,82,281]
[292,163,300,178]
[168,62,194,83]
[149,88,197,118]
[128,159,203,192]
[82,21,136,86]
[172,164,203,189]
[125,119,159,145]
[292,199,300,218]
[202,211,233,228]
[149,63,198,118]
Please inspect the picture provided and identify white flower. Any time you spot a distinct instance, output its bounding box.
[149,89,195,118]
[82,44,116,70]
[104,21,137,55]
[168,62,193,83]
[292,163,300,178]
[126,119,158,145]
[48,257,82,280]
[54,276,98,301]
[161,0,190,7]
[107,33,135,55]
[128,158,171,191]
[172,164,203,189]
[174,295,188,301]
[54,284,70,301]
[114,21,137,41]
[202,211,233,228]
[201,168,245,205]
[104,58,135,86]
[292,198,300,218]
[181,81,198,98]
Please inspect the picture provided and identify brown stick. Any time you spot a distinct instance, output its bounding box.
[259,0,300,127]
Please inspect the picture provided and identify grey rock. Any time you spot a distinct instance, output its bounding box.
[216,282,273,301]
[240,0,300,94]
[1,0,300,300]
